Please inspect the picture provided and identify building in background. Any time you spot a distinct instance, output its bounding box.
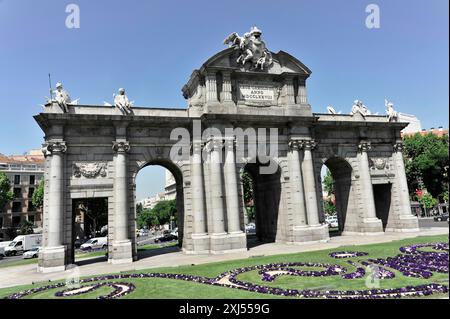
[402,126,449,138]
[164,170,176,200]
[137,169,177,210]
[398,113,422,134]
[0,149,44,240]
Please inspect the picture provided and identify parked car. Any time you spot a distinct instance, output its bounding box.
[4,234,42,256]
[154,233,178,243]
[23,247,41,259]
[80,237,108,251]
[74,238,88,249]
[325,216,339,228]
[0,241,12,259]
[434,213,449,222]
[245,223,256,234]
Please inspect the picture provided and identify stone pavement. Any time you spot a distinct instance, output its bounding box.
[0,227,447,289]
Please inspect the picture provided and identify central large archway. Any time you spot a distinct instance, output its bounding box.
[133,159,185,252]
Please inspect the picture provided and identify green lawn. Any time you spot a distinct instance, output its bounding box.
[0,234,448,299]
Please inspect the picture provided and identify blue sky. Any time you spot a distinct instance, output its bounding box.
[0,0,448,200]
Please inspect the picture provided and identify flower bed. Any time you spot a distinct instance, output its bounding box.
[4,242,448,300]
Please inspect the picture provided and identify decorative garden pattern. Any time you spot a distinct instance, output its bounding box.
[4,242,449,299]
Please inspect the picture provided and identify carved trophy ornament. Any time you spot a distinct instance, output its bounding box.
[73,162,108,178]
[223,26,273,70]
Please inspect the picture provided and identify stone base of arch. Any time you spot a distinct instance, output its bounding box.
[109,240,133,264]
[341,217,384,236]
[292,224,330,243]
[385,215,420,233]
[38,246,66,273]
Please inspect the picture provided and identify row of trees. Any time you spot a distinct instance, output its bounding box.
[403,133,449,209]
[136,200,177,229]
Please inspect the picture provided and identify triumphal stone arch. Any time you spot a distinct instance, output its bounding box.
[35,29,419,272]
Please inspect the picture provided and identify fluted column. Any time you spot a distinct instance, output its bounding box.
[358,141,378,220]
[45,141,67,248]
[207,138,226,234]
[288,139,307,226]
[393,142,414,217]
[112,141,130,242]
[191,140,207,234]
[224,137,241,233]
[301,140,320,226]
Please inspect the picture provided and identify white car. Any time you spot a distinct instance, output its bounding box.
[80,237,108,251]
[245,223,256,234]
[325,216,339,228]
[23,247,40,259]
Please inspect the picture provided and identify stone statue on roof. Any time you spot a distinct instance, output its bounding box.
[223,26,273,70]
[113,88,133,114]
[385,99,398,122]
[351,100,371,118]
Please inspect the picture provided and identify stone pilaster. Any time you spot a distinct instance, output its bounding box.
[296,78,308,104]
[39,140,67,273]
[206,72,218,103]
[282,77,296,105]
[222,72,233,102]
[111,140,132,264]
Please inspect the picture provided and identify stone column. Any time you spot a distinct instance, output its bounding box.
[111,140,132,264]
[301,140,320,226]
[357,141,379,221]
[223,137,241,233]
[392,142,419,231]
[288,139,307,226]
[39,140,67,273]
[207,138,226,235]
[191,140,207,235]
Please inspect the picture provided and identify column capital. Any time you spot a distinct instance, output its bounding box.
[112,140,130,153]
[302,139,317,151]
[205,137,223,152]
[393,142,404,152]
[42,141,67,156]
[358,140,372,153]
[191,140,204,154]
[288,139,302,151]
[223,137,236,150]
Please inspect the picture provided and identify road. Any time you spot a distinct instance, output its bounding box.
[0,221,445,265]
[418,218,448,228]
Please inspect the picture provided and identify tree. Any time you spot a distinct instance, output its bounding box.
[32,179,45,209]
[0,172,13,212]
[18,220,34,235]
[323,169,334,196]
[403,133,449,200]
[241,170,256,221]
[136,200,177,229]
